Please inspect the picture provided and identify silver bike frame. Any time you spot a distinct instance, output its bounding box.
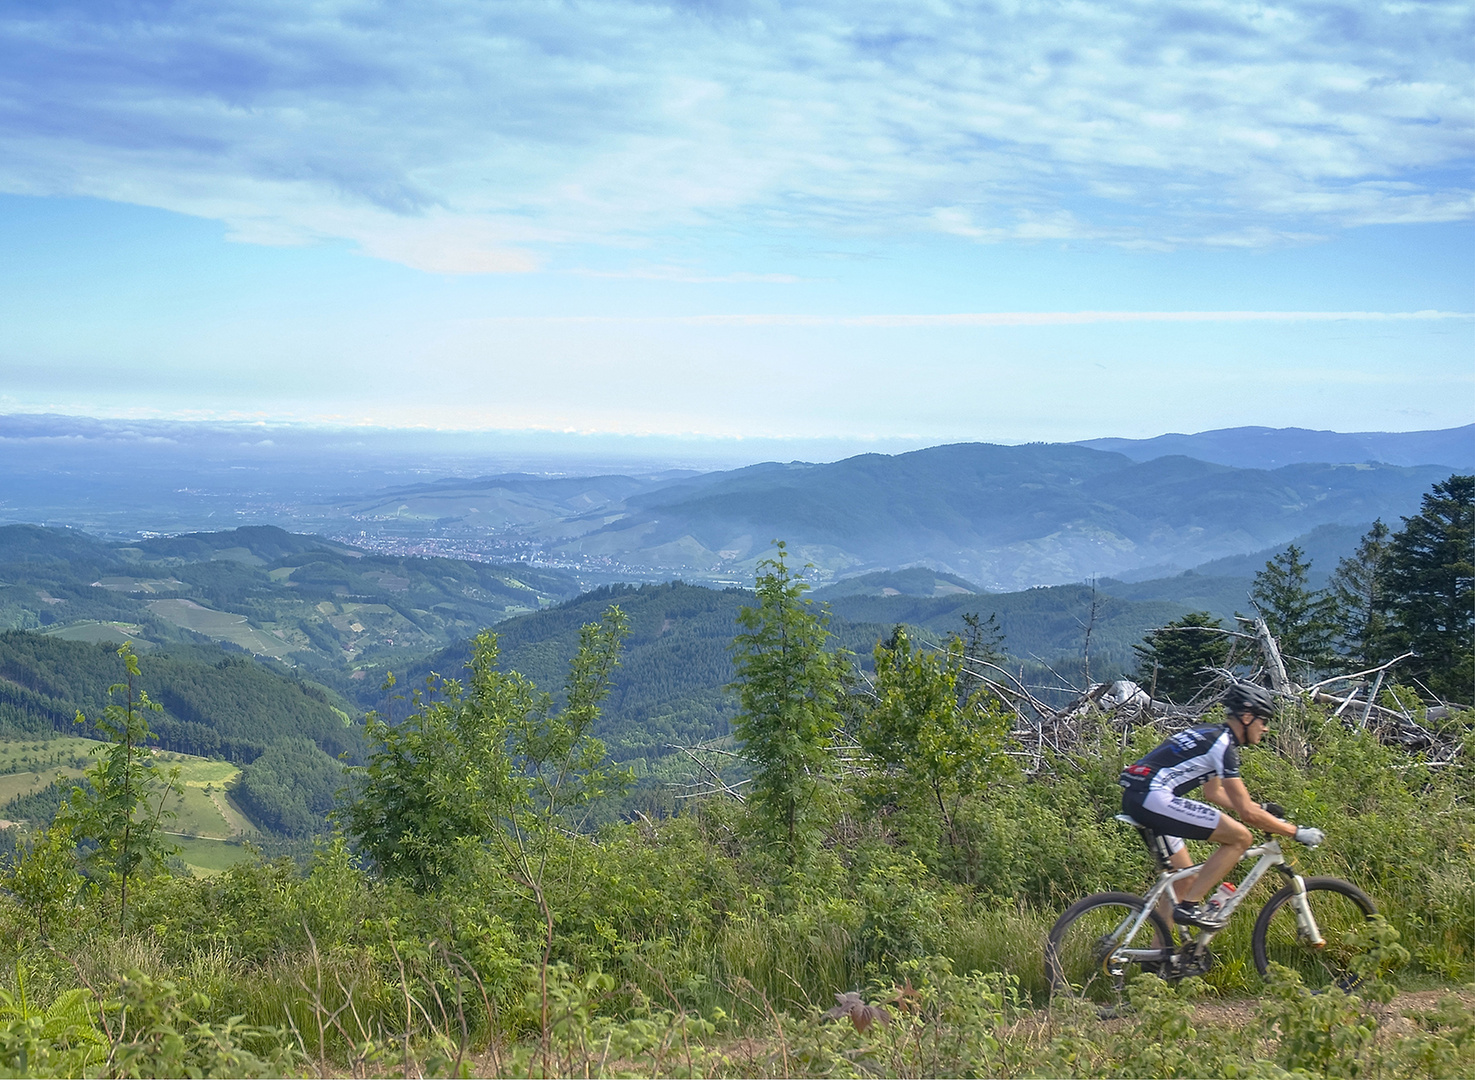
[1106,826,1325,966]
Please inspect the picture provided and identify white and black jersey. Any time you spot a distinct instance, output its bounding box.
[1119,724,1241,796]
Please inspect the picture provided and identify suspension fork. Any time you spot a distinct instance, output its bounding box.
[1280,871,1326,948]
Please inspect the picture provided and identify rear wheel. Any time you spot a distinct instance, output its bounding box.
[1046,891,1174,1013]
[1252,877,1378,991]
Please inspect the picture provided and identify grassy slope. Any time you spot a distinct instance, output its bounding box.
[0,738,263,876]
[0,523,581,677]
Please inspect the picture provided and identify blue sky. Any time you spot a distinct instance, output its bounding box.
[0,0,1470,451]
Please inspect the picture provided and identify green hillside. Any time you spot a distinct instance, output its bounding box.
[0,523,581,676]
[541,444,1446,588]
[383,575,1218,764]
[0,632,359,761]
[811,567,980,598]
[0,735,273,877]
[0,631,353,849]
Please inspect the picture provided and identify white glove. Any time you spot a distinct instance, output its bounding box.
[1294,825,1325,848]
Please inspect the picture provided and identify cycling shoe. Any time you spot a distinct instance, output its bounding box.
[1172,901,1227,930]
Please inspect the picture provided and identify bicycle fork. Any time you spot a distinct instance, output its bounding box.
[1283,873,1327,949]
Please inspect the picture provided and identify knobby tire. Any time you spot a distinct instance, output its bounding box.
[1045,891,1173,1014]
[1251,876,1378,991]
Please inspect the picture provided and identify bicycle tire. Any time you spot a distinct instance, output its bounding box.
[1045,891,1174,1011]
[1251,877,1378,991]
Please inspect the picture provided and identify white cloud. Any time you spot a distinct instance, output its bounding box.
[464,309,1475,328]
[0,0,1469,269]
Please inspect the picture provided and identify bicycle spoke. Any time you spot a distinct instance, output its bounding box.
[1047,894,1167,1011]
[1254,879,1377,991]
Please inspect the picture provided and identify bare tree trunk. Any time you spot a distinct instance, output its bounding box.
[1253,618,1293,694]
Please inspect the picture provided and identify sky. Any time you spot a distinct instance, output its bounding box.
[0,0,1470,453]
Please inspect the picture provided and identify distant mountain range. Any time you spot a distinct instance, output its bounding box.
[1075,424,1474,471]
[0,524,580,678]
[443,447,1451,589]
[0,518,1382,762]
[1,414,1469,589]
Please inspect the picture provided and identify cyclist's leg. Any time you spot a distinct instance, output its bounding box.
[1157,841,1194,926]
[1128,789,1229,904]
[1180,817,1252,902]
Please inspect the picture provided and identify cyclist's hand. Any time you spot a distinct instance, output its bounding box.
[1261,802,1286,819]
[1294,825,1325,848]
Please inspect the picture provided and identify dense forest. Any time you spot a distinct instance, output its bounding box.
[0,476,1469,1077]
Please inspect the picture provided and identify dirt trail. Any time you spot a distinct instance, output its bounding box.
[1185,986,1474,1031]
[1008,986,1475,1046]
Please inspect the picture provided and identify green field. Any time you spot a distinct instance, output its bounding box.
[0,735,100,809]
[155,752,240,786]
[154,751,256,842]
[0,737,262,873]
[0,735,100,774]
[172,836,259,876]
[0,768,83,806]
[45,621,150,646]
[146,598,295,658]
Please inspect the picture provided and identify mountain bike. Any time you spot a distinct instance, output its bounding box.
[1044,814,1377,1013]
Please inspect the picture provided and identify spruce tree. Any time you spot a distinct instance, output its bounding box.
[1132,611,1231,703]
[1381,475,1474,701]
[1329,520,1393,670]
[1249,544,1336,677]
[730,542,847,869]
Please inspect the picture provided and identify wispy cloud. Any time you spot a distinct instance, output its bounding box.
[0,1,1470,270]
[470,309,1475,327]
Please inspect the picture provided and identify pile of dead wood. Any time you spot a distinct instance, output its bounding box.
[963,616,1469,773]
[668,617,1468,801]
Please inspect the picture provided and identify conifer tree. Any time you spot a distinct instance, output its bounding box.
[1329,520,1393,670]
[957,611,1006,705]
[731,542,846,869]
[1249,544,1336,677]
[1132,611,1231,703]
[1381,475,1474,701]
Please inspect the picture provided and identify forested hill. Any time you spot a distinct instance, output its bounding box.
[0,523,580,675]
[0,631,360,763]
[379,573,1215,762]
[538,444,1450,588]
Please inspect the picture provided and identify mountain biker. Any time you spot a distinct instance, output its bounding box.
[1119,682,1325,928]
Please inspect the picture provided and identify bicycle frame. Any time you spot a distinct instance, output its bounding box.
[1107,832,1324,967]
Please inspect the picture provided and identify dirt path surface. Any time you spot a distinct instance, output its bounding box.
[1186,986,1474,1029]
[1005,986,1475,1048]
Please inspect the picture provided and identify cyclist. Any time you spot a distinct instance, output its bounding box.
[1119,682,1324,928]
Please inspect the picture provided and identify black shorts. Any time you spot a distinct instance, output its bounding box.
[1121,787,1222,843]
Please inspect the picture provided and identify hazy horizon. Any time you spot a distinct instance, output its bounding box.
[1,3,1470,442]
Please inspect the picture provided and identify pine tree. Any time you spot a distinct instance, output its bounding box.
[1328,520,1393,670]
[1132,611,1232,704]
[1249,544,1337,677]
[957,611,1006,706]
[730,542,847,869]
[1381,475,1475,702]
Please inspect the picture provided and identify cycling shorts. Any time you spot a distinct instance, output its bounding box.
[1121,787,1221,845]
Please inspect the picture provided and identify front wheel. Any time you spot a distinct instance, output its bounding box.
[1252,877,1378,991]
[1045,891,1173,1012]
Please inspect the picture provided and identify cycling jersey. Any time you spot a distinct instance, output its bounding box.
[1119,723,1240,796]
